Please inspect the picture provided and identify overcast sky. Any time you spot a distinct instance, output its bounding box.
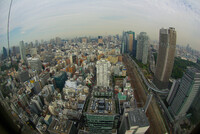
[0,0,200,50]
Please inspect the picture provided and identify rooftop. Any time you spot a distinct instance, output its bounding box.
[48,118,73,134]
[127,108,149,127]
[86,97,116,115]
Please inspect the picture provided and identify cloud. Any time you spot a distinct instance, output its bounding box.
[0,0,200,50]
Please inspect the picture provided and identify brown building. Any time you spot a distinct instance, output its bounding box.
[153,27,176,89]
[129,34,134,52]
[98,36,103,44]
[66,65,76,74]
[82,37,87,44]
[118,55,123,62]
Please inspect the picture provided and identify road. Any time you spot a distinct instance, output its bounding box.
[123,55,168,134]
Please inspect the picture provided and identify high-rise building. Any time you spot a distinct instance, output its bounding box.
[168,67,200,118]
[30,48,37,56]
[53,71,67,91]
[2,47,7,59]
[98,36,103,44]
[19,41,27,62]
[188,85,200,124]
[96,59,111,87]
[128,33,134,52]
[127,31,135,53]
[27,57,42,73]
[119,108,149,134]
[122,31,136,55]
[18,70,30,83]
[85,89,119,134]
[136,32,149,64]
[48,118,77,134]
[166,79,181,105]
[82,37,87,44]
[55,37,62,45]
[121,31,128,54]
[133,40,137,58]
[12,46,16,56]
[153,27,176,89]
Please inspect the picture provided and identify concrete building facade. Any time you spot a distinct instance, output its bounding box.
[168,67,200,118]
[20,41,27,62]
[96,59,111,88]
[27,57,42,73]
[153,27,177,89]
[136,32,149,64]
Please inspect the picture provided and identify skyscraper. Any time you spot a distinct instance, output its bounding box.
[19,41,27,63]
[153,27,176,89]
[122,31,136,55]
[2,47,7,59]
[121,32,126,54]
[133,40,137,58]
[128,33,134,52]
[168,67,200,118]
[96,59,111,87]
[136,32,149,64]
[122,31,129,53]
[127,31,135,53]
[98,36,103,44]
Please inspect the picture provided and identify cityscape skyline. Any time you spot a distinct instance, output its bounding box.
[0,27,200,133]
[0,0,200,50]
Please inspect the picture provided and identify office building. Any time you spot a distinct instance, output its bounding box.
[98,36,103,44]
[82,37,87,44]
[85,89,119,134]
[168,67,200,118]
[39,72,50,87]
[2,47,7,59]
[121,41,125,54]
[53,71,67,91]
[128,32,134,52]
[122,31,129,53]
[133,40,137,58]
[30,48,37,56]
[33,81,42,94]
[122,31,136,55]
[136,32,149,64]
[48,118,77,134]
[153,27,177,89]
[55,37,62,45]
[27,57,42,73]
[18,70,30,83]
[119,108,149,134]
[12,46,17,56]
[166,79,181,105]
[20,41,27,62]
[70,54,77,64]
[96,59,111,87]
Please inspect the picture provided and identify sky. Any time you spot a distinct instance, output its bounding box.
[0,0,200,50]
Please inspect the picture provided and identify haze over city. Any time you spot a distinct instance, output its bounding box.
[0,0,200,50]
